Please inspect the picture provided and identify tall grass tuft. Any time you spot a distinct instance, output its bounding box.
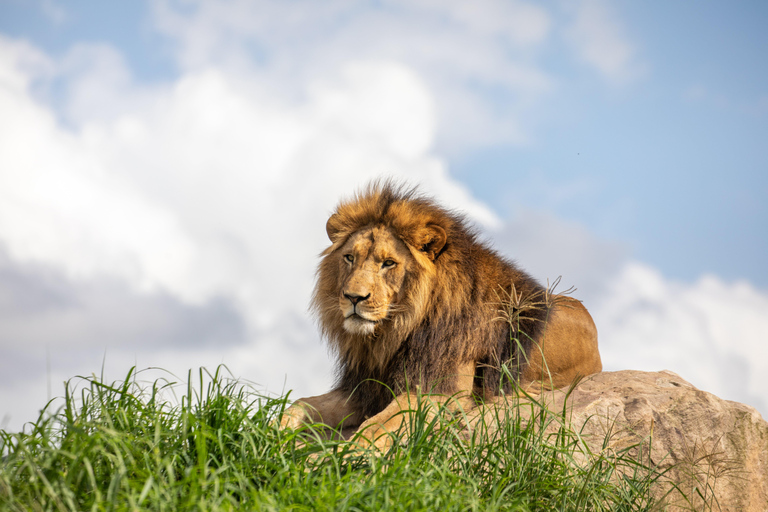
[1,365,665,511]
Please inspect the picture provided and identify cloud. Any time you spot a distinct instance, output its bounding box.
[594,262,768,415]
[0,246,248,431]
[0,33,496,431]
[0,35,497,305]
[150,0,555,154]
[563,0,645,84]
[0,303,326,434]
[0,249,246,352]
[489,209,628,303]
[151,0,552,72]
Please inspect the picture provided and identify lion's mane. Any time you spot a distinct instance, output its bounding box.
[312,181,549,418]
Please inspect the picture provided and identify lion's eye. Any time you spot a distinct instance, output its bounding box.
[344,254,354,264]
[382,259,396,268]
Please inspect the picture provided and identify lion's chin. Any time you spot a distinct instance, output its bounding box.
[343,316,377,336]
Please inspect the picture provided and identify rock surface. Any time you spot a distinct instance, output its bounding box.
[478,370,768,511]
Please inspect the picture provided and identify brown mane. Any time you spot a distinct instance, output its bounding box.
[311,181,549,418]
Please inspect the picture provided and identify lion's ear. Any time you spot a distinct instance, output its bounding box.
[326,214,344,243]
[410,223,447,261]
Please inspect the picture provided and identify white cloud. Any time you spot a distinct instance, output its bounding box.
[426,0,550,46]
[150,0,555,154]
[151,0,552,72]
[0,45,198,296]
[489,209,628,303]
[309,61,437,160]
[594,262,768,415]
[563,0,645,84]
[0,36,497,307]
[0,33,498,431]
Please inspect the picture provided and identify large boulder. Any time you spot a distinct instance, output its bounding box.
[479,370,768,511]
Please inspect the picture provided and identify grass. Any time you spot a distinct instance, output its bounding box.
[0,365,668,511]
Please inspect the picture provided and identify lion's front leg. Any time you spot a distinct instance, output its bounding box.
[353,393,421,452]
[353,391,475,452]
[280,389,363,431]
[354,363,478,452]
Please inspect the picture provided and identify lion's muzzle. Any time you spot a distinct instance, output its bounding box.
[341,290,380,335]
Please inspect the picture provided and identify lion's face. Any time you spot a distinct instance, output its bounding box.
[335,225,413,336]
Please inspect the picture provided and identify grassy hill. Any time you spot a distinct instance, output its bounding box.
[1,366,666,511]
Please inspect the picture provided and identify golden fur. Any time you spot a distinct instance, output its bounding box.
[280,181,602,450]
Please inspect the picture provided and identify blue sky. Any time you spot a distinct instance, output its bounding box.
[455,2,768,286]
[1,0,767,431]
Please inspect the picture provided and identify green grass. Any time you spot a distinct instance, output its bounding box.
[1,366,664,511]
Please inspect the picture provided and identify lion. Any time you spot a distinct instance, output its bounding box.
[280,181,602,450]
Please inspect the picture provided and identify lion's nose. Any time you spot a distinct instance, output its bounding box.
[344,292,371,305]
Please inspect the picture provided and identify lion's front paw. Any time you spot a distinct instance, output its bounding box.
[352,420,396,453]
[277,404,308,430]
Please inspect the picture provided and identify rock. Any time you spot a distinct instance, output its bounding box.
[475,370,768,511]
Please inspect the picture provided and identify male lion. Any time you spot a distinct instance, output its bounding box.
[280,181,602,450]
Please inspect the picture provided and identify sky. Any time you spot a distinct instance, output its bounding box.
[0,0,766,433]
